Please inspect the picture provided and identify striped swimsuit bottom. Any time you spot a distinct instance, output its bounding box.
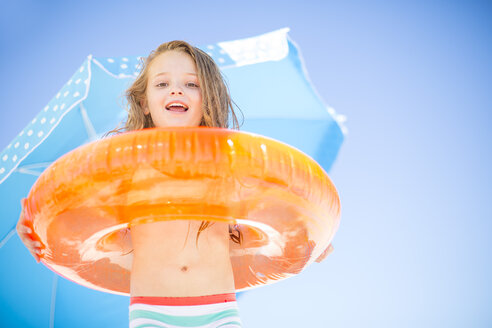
[129,293,242,328]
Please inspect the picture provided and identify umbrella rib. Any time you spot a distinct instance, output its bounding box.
[17,162,52,169]
[49,275,58,328]
[79,103,98,142]
[0,227,16,250]
[92,57,136,79]
[1,224,59,327]
[14,162,53,176]
[15,168,43,176]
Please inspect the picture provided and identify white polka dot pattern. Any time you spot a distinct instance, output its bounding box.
[93,43,235,79]
[0,29,283,183]
[0,55,90,183]
[0,28,347,185]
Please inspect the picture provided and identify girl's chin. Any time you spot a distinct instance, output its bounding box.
[155,120,200,128]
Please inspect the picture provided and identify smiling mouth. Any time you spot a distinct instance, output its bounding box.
[166,104,189,112]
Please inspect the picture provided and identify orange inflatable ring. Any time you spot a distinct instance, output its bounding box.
[23,127,340,295]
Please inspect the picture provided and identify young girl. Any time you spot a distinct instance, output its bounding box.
[17,41,244,328]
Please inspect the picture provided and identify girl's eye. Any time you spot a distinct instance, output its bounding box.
[156,82,168,87]
[187,82,199,88]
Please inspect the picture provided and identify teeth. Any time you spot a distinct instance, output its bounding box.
[167,103,188,108]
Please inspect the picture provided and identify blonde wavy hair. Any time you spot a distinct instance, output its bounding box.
[106,40,241,132]
[105,40,243,246]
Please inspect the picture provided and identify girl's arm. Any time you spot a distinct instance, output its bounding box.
[16,198,42,263]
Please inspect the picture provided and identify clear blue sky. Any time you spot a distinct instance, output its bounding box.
[1,0,491,327]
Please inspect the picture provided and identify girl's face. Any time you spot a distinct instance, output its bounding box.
[143,51,203,127]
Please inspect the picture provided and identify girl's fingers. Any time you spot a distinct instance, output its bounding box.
[18,232,42,252]
[30,242,42,252]
[18,226,32,234]
[31,247,42,260]
[17,199,42,263]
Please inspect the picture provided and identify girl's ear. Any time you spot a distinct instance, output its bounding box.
[140,99,150,115]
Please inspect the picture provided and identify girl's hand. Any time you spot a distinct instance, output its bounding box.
[16,198,41,263]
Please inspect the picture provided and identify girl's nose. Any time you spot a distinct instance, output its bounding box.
[170,87,184,95]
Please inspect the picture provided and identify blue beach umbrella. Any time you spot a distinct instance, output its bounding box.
[0,28,345,327]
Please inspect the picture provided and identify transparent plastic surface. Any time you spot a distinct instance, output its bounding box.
[22,127,340,295]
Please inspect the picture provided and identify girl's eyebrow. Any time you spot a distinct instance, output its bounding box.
[152,72,197,79]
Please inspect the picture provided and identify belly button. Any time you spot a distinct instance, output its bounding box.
[181,266,188,272]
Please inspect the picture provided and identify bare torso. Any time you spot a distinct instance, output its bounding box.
[130,220,235,297]
[128,162,235,297]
